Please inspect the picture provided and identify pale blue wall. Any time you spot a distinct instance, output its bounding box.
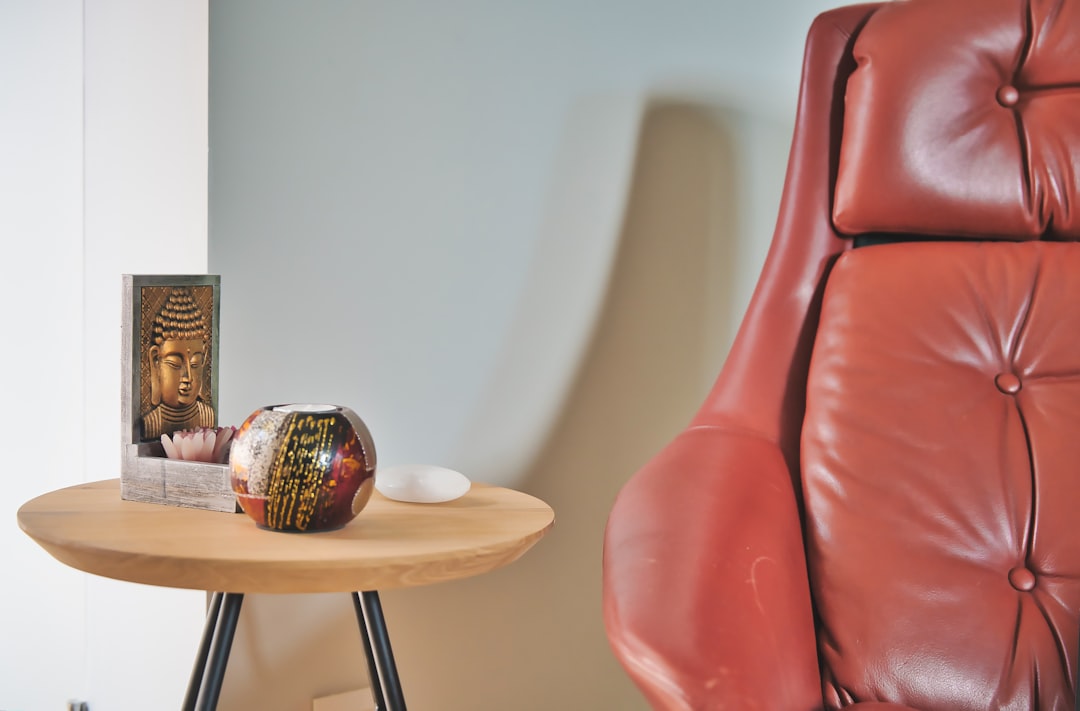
[209,0,834,484]
[209,2,839,709]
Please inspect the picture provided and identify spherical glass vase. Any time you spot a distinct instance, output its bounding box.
[228,404,376,532]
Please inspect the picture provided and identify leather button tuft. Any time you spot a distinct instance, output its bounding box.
[1008,566,1036,592]
[997,85,1020,107]
[995,373,1021,394]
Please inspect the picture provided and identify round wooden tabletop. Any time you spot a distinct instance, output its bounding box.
[18,479,554,594]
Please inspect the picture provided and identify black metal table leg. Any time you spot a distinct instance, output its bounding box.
[353,592,388,710]
[353,591,406,710]
[183,593,224,711]
[193,592,244,711]
[186,591,401,710]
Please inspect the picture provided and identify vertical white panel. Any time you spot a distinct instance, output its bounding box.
[0,2,87,709]
[83,1,210,708]
[5,2,212,708]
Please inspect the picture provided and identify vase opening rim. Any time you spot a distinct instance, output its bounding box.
[272,403,338,414]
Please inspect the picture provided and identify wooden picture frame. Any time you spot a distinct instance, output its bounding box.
[120,275,237,512]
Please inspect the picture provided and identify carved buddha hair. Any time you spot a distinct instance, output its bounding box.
[150,288,209,406]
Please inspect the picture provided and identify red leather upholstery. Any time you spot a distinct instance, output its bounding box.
[602,1,1080,709]
[804,241,1080,709]
[834,0,1080,239]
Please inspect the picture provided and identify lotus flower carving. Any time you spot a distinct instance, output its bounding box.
[160,426,237,464]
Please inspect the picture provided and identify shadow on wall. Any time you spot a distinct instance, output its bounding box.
[218,100,742,711]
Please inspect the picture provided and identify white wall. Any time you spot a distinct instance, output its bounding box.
[2,2,209,709]
[1,3,87,707]
[209,2,838,709]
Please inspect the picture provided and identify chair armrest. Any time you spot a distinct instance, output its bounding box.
[603,425,822,711]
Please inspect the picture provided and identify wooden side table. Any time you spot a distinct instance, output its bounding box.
[18,479,554,711]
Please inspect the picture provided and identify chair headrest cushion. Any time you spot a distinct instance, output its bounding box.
[833,0,1080,240]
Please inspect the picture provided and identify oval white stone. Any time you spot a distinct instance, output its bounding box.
[375,464,471,503]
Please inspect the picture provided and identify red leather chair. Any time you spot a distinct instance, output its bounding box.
[602,1,1080,709]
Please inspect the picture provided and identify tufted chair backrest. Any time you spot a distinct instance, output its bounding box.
[803,240,1080,709]
[799,0,1080,708]
[833,0,1080,241]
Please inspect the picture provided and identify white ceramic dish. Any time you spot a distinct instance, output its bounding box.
[375,464,471,504]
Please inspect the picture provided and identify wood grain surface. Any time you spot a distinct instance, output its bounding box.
[18,479,554,594]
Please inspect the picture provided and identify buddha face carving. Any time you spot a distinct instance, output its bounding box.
[150,338,205,408]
